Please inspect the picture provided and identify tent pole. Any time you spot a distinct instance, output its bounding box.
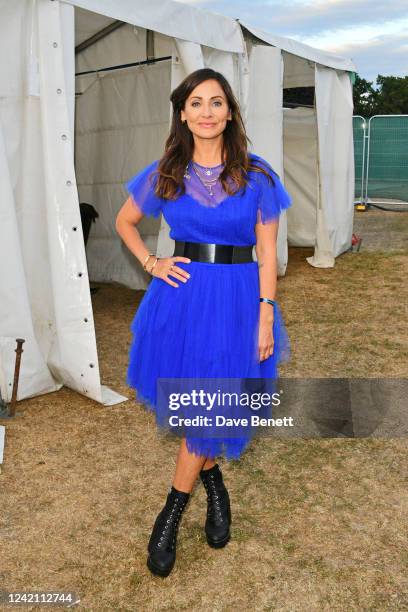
[75,20,126,55]
[75,55,172,78]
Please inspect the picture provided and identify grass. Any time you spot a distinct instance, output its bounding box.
[0,209,407,611]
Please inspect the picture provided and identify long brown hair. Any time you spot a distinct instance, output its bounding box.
[151,68,276,200]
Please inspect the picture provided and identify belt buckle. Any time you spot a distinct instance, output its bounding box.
[215,244,233,263]
[208,244,217,263]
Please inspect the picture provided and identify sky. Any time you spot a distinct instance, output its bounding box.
[179,0,408,84]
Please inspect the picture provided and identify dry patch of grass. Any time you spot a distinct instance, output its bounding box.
[352,208,408,252]
[1,210,407,611]
[279,246,408,377]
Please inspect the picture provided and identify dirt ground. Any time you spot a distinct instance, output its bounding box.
[1,208,407,611]
[352,204,408,252]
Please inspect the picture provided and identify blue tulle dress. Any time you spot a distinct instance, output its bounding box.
[125,153,292,460]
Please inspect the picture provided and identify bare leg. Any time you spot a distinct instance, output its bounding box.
[172,438,214,493]
[202,457,216,470]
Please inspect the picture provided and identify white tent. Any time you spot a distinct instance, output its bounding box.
[240,23,356,268]
[0,0,356,407]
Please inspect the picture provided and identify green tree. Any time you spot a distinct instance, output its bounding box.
[352,74,376,116]
[353,73,408,117]
[372,75,408,115]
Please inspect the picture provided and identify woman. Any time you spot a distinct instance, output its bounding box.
[115,68,292,577]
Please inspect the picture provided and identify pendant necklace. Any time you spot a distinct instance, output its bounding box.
[190,161,224,197]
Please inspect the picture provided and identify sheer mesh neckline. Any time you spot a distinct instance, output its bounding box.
[185,160,233,207]
[192,160,225,169]
[181,190,240,209]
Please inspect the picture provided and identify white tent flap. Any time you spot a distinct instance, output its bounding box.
[313,64,355,265]
[37,0,109,401]
[246,44,289,276]
[283,108,318,247]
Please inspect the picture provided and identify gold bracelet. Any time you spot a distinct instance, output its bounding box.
[143,253,155,271]
[148,257,159,275]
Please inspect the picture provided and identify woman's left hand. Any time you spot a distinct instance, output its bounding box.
[258,314,274,362]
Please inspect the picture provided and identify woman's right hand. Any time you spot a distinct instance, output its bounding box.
[149,256,192,288]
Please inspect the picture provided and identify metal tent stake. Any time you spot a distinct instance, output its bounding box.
[0,338,25,419]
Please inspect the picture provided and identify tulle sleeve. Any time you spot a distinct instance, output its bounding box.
[125,159,164,218]
[253,159,292,224]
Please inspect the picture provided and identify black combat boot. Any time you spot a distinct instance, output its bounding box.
[147,486,190,577]
[199,463,231,548]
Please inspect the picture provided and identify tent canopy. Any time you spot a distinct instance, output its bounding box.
[240,21,356,72]
[66,0,245,53]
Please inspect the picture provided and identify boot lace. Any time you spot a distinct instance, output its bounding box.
[203,473,225,523]
[155,498,187,550]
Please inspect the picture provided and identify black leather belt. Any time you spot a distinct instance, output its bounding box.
[173,241,254,264]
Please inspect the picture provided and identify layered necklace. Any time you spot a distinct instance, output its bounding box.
[184,160,224,197]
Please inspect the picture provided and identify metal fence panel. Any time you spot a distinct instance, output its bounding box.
[353,115,366,200]
[365,115,408,203]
